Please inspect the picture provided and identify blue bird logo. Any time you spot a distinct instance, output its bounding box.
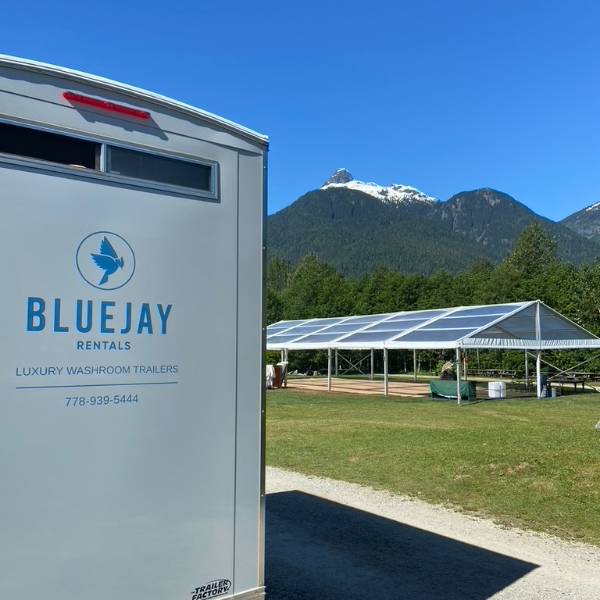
[91,236,125,286]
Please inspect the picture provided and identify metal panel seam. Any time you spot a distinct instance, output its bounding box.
[258,148,268,589]
[232,151,240,592]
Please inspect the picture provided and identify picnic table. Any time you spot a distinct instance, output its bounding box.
[550,375,587,392]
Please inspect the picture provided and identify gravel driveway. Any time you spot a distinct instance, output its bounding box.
[265,466,600,599]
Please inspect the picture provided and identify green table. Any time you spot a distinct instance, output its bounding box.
[429,379,476,401]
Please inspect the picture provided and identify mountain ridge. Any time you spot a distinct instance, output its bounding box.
[267,170,600,276]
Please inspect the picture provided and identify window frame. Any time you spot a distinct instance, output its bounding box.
[105,142,217,198]
[0,117,219,201]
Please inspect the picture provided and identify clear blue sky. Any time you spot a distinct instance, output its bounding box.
[2,0,600,219]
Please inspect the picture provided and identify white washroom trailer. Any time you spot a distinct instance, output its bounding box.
[0,55,267,600]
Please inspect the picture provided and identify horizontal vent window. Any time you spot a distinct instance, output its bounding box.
[0,121,217,197]
[0,122,98,169]
[107,146,212,192]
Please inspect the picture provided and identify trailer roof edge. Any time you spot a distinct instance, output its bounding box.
[0,54,269,147]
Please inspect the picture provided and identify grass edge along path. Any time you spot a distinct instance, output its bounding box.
[266,389,600,546]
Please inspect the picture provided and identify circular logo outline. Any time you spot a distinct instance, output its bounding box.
[76,231,136,291]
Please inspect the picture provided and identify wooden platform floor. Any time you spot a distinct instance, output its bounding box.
[284,377,430,397]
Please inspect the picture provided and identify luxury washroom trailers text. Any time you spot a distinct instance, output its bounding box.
[0,55,267,600]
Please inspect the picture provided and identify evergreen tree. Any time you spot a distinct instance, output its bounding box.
[282,255,352,318]
[265,288,284,326]
[504,223,558,277]
[267,257,292,292]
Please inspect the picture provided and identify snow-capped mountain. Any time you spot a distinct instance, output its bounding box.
[321,168,437,206]
[267,168,600,276]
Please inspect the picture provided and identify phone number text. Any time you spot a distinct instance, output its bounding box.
[65,394,139,407]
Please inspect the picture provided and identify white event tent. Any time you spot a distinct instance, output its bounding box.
[267,300,600,402]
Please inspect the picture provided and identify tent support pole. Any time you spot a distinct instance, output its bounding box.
[383,349,389,397]
[327,348,332,392]
[370,349,374,380]
[413,349,418,383]
[524,351,529,391]
[527,351,561,373]
[335,350,339,376]
[456,348,462,406]
[284,348,288,388]
[535,301,542,398]
[536,351,542,398]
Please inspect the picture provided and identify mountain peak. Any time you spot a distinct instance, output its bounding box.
[323,168,353,186]
[449,188,519,208]
[321,170,436,206]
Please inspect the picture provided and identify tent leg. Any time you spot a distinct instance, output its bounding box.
[525,351,529,391]
[335,350,338,376]
[327,348,332,392]
[413,349,418,383]
[383,348,389,397]
[535,301,542,398]
[284,348,288,388]
[536,351,542,398]
[370,349,374,380]
[456,348,462,406]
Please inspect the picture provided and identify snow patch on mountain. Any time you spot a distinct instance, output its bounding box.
[321,168,436,205]
[322,179,437,205]
[585,201,600,212]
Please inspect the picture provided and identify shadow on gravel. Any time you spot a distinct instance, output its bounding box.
[266,491,538,600]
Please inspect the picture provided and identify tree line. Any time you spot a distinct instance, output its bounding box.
[266,224,600,375]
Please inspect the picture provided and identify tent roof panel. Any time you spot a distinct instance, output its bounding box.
[267,301,600,351]
[449,304,520,317]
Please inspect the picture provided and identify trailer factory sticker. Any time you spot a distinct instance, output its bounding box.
[191,579,232,599]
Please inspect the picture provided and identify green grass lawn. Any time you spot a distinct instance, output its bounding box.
[266,389,600,545]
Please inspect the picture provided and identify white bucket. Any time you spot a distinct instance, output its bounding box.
[488,381,506,399]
